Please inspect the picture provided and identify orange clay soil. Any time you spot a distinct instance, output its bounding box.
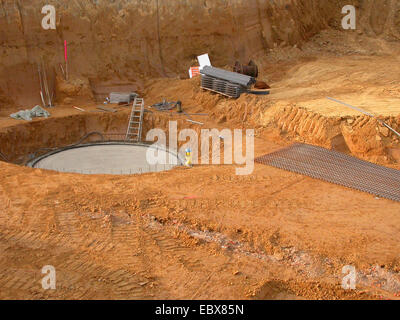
[1,30,400,299]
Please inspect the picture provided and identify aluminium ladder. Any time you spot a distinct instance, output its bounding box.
[126,97,144,142]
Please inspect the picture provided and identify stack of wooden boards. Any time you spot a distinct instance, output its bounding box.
[109,92,137,104]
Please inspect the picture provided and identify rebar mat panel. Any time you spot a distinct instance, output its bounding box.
[201,75,245,98]
[255,143,400,202]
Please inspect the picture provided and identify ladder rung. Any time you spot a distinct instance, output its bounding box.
[127,97,143,142]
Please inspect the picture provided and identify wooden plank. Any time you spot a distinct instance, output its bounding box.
[175,113,208,116]
[186,119,204,125]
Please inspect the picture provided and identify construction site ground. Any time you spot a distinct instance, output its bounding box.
[1,29,400,300]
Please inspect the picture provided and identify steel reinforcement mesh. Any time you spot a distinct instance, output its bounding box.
[255,143,400,202]
[201,75,244,98]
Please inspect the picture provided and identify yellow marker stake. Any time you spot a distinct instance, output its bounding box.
[185,150,192,167]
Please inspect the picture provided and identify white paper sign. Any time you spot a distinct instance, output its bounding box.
[197,54,211,70]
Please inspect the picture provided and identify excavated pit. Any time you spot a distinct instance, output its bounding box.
[0,110,189,174]
[27,142,182,175]
[0,110,193,165]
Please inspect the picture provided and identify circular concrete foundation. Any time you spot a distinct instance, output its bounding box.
[28,142,182,175]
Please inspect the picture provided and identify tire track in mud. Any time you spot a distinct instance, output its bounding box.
[0,266,40,294]
[0,208,388,299]
[108,216,157,299]
[56,254,153,299]
[145,213,400,298]
[117,214,208,297]
[145,223,205,273]
[0,210,155,299]
[51,211,159,299]
[0,228,57,296]
[136,200,213,274]
[1,200,395,299]
[0,207,137,298]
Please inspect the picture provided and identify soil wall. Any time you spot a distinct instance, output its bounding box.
[0,0,346,107]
